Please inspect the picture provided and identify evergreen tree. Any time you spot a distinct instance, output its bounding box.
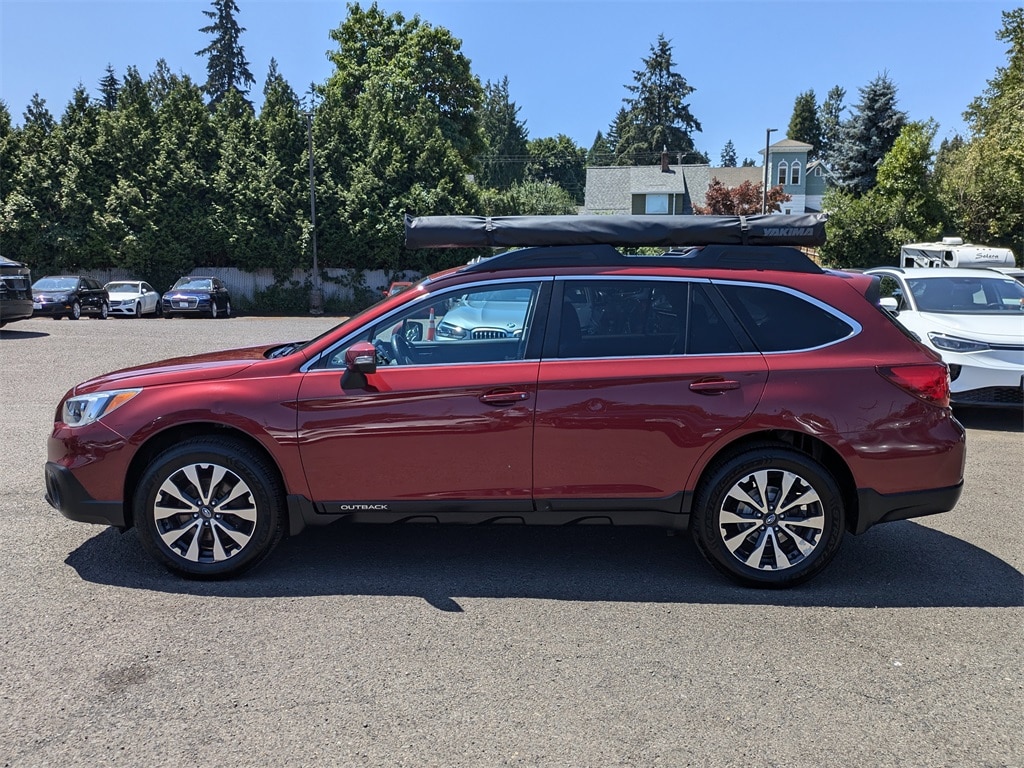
[817,85,845,168]
[52,86,107,270]
[147,59,178,110]
[606,107,628,158]
[98,64,120,110]
[831,73,906,194]
[614,35,701,166]
[480,180,577,216]
[720,140,737,167]
[525,134,586,204]
[196,0,255,108]
[787,90,822,154]
[93,67,160,275]
[587,131,613,166]
[257,60,307,282]
[741,157,756,167]
[0,101,14,209]
[1,95,61,270]
[477,77,529,190]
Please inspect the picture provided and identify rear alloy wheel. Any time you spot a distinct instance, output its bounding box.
[222,300,232,318]
[133,437,285,578]
[97,301,109,319]
[691,446,845,588]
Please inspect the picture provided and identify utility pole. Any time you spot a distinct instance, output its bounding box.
[762,128,777,215]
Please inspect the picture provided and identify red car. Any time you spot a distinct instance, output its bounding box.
[45,214,965,587]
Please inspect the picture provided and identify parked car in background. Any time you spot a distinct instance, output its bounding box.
[990,266,1024,285]
[46,214,966,588]
[161,276,232,319]
[867,266,1024,407]
[0,255,33,328]
[105,281,162,318]
[383,281,414,297]
[31,276,109,320]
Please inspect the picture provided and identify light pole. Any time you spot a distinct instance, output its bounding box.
[762,127,777,215]
[304,106,323,315]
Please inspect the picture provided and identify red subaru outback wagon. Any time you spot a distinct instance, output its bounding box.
[45,214,966,587]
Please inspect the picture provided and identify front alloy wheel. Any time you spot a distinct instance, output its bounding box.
[691,446,844,588]
[134,437,284,578]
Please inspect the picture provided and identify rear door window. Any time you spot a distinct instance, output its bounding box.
[714,283,855,352]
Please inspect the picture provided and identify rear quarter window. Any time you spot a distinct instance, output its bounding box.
[715,283,855,352]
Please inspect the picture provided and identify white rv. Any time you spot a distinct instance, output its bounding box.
[900,237,1016,269]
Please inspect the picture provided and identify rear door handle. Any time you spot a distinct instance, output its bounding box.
[689,378,740,394]
[479,389,531,405]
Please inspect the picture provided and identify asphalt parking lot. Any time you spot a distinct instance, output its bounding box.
[1,315,1021,768]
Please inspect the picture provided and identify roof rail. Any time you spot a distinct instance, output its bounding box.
[405,213,827,249]
[460,244,823,275]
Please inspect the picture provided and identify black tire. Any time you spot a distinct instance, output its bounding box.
[163,310,174,319]
[210,302,219,319]
[96,301,109,320]
[690,445,845,588]
[133,436,285,579]
[223,300,232,318]
[133,302,142,318]
[69,301,82,320]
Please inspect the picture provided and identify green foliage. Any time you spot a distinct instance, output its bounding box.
[817,85,846,168]
[525,135,586,204]
[588,131,613,166]
[614,35,702,166]
[787,90,822,154]
[477,77,528,190]
[831,74,907,194]
[480,179,577,216]
[196,0,255,108]
[719,140,737,167]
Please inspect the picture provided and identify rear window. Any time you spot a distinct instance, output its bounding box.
[715,283,854,352]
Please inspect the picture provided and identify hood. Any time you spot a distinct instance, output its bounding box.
[166,288,214,297]
[917,311,1024,344]
[73,345,272,394]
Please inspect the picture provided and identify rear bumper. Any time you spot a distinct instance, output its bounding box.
[854,482,963,535]
[44,462,126,528]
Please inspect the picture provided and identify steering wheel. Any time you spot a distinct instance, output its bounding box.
[392,331,418,365]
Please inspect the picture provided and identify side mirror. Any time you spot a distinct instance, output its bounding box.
[341,341,378,389]
[879,297,899,314]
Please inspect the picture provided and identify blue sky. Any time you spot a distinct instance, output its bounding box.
[0,1,1011,163]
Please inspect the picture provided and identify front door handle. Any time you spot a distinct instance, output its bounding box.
[689,378,740,395]
[479,389,531,405]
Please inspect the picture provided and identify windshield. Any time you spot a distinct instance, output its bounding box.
[907,275,1024,313]
[33,277,78,291]
[173,278,213,290]
[106,282,140,292]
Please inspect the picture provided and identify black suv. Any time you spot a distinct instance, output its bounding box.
[31,276,109,320]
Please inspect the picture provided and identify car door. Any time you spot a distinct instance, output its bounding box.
[295,279,550,513]
[79,278,100,314]
[532,277,769,511]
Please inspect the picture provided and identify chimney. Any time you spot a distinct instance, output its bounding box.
[660,146,669,172]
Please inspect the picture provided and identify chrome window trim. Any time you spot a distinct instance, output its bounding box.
[300,276,550,372]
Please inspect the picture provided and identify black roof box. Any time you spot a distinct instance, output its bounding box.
[405,213,827,249]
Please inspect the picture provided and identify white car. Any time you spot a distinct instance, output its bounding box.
[867,267,1024,407]
[104,280,162,318]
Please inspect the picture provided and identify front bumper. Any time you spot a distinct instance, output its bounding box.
[44,462,126,528]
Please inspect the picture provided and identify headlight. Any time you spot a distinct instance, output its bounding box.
[928,333,990,353]
[62,388,141,427]
[436,321,467,339]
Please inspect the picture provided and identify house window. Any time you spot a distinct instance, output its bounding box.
[790,162,801,185]
[777,161,788,186]
[645,194,669,214]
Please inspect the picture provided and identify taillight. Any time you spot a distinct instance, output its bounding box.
[876,363,951,408]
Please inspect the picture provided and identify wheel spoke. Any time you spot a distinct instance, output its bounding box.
[155,478,199,517]
[160,518,201,560]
